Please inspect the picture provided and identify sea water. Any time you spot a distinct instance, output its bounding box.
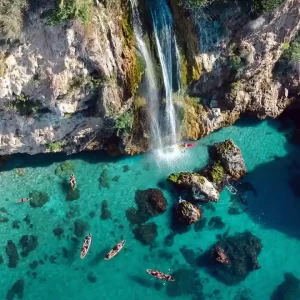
[0,118,300,300]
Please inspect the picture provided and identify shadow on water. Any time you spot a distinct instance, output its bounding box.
[240,118,300,240]
[1,150,129,172]
[88,247,110,266]
[129,275,153,289]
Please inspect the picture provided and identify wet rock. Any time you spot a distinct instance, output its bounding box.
[6,279,24,300]
[198,231,262,285]
[135,188,167,217]
[54,161,75,177]
[125,207,148,225]
[29,191,49,208]
[53,227,64,239]
[100,200,112,220]
[19,235,39,257]
[29,260,38,270]
[209,140,246,180]
[6,240,19,268]
[87,272,97,283]
[176,200,202,225]
[168,172,219,202]
[99,169,110,189]
[166,268,204,298]
[66,187,80,201]
[208,216,226,230]
[271,273,300,300]
[194,217,207,232]
[12,220,21,229]
[74,219,89,237]
[132,222,157,245]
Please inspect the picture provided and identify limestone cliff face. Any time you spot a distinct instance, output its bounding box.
[0,0,140,155]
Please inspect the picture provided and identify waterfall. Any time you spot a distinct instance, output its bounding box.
[130,0,162,149]
[149,0,181,145]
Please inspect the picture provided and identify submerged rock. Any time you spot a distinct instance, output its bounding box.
[125,207,148,225]
[100,200,112,220]
[53,227,64,239]
[6,279,24,300]
[74,219,89,237]
[168,172,219,202]
[198,231,262,285]
[54,161,75,177]
[271,273,300,300]
[176,200,202,225]
[6,240,19,268]
[99,169,110,189]
[132,222,157,245]
[166,268,204,298]
[19,235,39,257]
[66,187,80,201]
[135,188,167,217]
[208,216,226,230]
[209,140,246,180]
[29,191,49,208]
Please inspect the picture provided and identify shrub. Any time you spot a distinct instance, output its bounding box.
[115,110,134,136]
[45,141,62,152]
[6,94,41,116]
[46,0,93,25]
[0,0,28,41]
[134,97,146,109]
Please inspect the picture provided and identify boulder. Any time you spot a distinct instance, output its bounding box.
[168,172,219,202]
[176,200,202,225]
[198,231,262,285]
[135,188,167,217]
[132,222,157,245]
[209,140,246,180]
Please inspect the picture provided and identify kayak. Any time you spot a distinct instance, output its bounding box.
[105,240,126,260]
[16,198,31,203]
[80,233,92,259]
[146,269,175,282]
[166,143,196,150]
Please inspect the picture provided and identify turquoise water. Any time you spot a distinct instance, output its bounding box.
[1,118,300,300]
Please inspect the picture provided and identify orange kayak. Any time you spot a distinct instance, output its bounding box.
[105,240,126,260]
[146,269,175,282]
[80,233,92,259]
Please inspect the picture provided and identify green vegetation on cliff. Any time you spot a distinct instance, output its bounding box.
[46,0,93,25]
[274,33,300,77]
[6,94,41,116]
[115,110,134,137]
[0,0,28,40]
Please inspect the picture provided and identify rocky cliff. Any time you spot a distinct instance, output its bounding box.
[0,0,299,157]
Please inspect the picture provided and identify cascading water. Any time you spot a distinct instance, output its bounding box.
[129,0,163,149]
[149,0,181,145]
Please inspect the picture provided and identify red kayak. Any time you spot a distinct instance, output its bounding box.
[185,143,196,148]
[146,269,175,282]
[105,240,126,260]
[80,233,92,259]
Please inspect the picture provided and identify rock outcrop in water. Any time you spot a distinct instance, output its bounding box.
[176,200,202,225]
[168,172,219,202]
[198,231,262,285]
[271,273,300,300]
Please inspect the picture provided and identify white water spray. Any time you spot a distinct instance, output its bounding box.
[130,0,162,149]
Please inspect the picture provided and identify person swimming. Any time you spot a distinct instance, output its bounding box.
[70,174,76,189]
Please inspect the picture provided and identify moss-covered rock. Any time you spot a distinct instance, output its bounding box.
[168,172,219,202]
[29,191,49,208]
[200,161,226,190]
[54,161,75,177]
[210,139,246,180]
